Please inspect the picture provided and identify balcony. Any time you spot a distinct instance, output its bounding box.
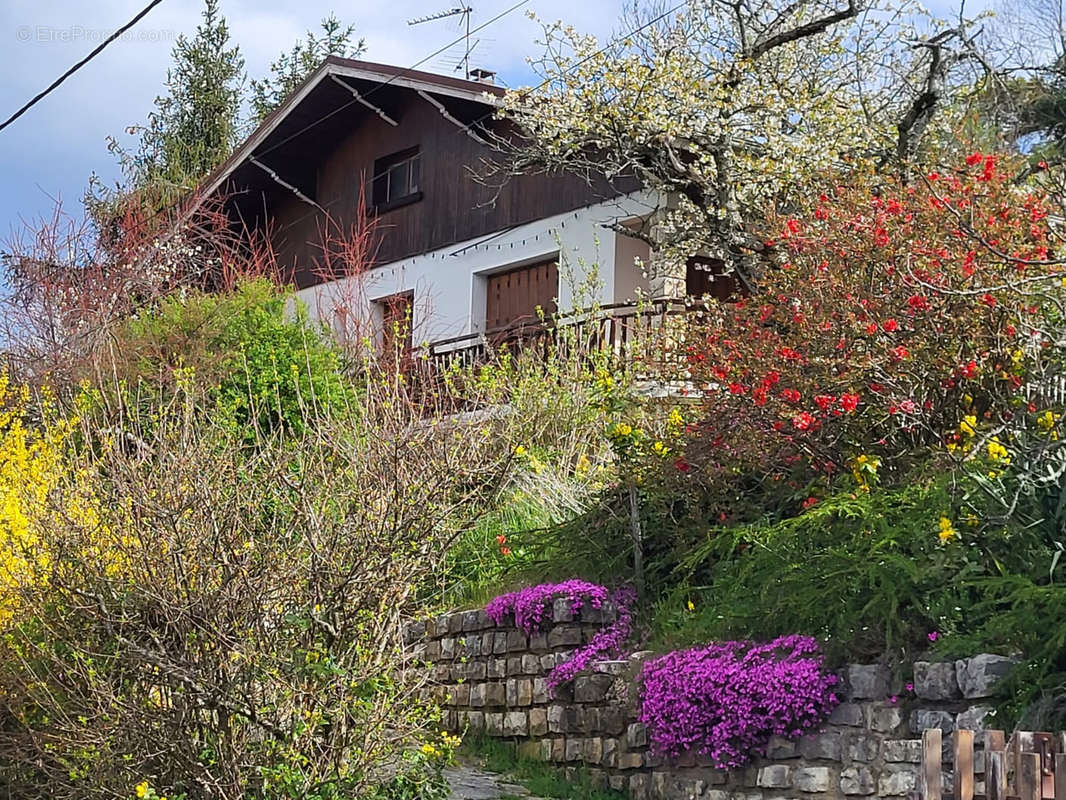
[421,299,695,374]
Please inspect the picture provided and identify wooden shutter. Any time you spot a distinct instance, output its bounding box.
[380,292,414,353]
[485,261,558,331]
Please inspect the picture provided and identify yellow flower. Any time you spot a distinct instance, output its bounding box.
[513,445,526,457]
[687,600,695,612]
[0,373,110,626]
[575,454,591,474]
[937,516,957,543]
[1037,410,1060,432]
[987,438,1010,463]
[612,422,633,438]
[959,415,977,436]
[652,441,667,455]
[851,454,880,490]
[135,782,150,799]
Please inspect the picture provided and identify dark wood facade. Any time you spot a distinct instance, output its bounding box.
[213,60,631,290]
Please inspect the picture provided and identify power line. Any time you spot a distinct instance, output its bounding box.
[255,0,528,160]
[461,1,687,135]
[0,0,167,134]
[258,1,688,235]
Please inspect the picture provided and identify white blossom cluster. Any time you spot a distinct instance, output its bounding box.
[501,0,980,264]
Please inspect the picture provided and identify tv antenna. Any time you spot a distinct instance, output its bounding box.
[408,6,474,79]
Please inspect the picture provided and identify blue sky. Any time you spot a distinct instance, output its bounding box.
[0,0,989,242]
[0,0,625,240]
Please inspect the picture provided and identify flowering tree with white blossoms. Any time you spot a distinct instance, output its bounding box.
[491,0,987,285]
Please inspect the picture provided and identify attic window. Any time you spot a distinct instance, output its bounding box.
[372,147,422,212]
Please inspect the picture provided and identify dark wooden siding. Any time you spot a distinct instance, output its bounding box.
[258,89,625,288]
[686,257,740,302]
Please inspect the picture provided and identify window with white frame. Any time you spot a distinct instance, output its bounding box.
[371,147,422,210]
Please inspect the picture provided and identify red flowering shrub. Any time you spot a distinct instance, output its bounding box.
[681,154,1062,495]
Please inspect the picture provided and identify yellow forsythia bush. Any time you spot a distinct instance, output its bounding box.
[0,373,103,625]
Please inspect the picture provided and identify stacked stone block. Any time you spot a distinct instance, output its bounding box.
[406,609,1011,800]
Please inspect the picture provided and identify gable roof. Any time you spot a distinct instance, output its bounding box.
[196,56,504,206]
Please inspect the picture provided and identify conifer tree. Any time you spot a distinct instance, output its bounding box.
[136,0,244,197]
[249,15,363,122]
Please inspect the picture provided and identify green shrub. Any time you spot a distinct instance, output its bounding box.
[626,468,1066,729]
[651,476,1052,656]
[113,279,353,438]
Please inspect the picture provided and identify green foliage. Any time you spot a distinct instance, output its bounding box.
[250,15,364,121]
[132,0,244,198]
[439,479,577,609]
[634,469,1066,728]
[428,329,693,608]
[464,734,625,800]
[115,279,353,438]
[651,475,1047,655]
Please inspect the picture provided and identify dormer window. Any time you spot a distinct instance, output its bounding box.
[372,147,422,212]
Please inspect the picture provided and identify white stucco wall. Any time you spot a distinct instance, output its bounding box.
[295,192,658,348]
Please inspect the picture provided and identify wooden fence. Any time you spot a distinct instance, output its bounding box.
[921,729,1066,800]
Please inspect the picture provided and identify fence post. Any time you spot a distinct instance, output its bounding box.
[1020,751,1042,800]
[954,730,974,800]
[987,750,1007,800]
[924,728,943,800]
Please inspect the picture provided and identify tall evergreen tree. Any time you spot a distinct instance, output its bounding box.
[137,0,244,196]
[249,15,363,122]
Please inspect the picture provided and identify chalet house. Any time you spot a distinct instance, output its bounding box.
[200,57,720,356]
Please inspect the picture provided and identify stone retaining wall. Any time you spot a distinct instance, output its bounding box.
[405,606,1013,800]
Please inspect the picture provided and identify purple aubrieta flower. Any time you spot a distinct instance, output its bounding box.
[637,635,840,769]
[928,631,939,642]
[486,581,635,695]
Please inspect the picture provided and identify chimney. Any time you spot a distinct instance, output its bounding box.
[469,68,496,83]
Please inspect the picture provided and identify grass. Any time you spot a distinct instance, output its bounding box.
[462,735,625,800]
[437,468,602,612]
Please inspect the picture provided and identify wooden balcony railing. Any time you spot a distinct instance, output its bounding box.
[420,300,694,374]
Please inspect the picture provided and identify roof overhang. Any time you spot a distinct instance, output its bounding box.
[193,56,503,210]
